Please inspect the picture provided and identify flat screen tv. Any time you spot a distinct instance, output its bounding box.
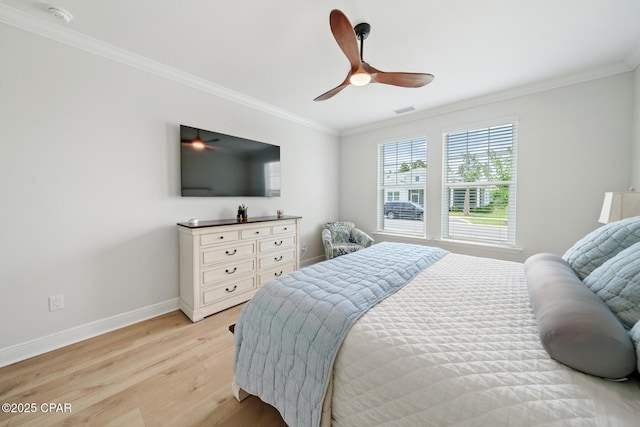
[180,125,281,197]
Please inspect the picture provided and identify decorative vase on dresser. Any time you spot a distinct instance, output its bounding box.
[177,216,301,322]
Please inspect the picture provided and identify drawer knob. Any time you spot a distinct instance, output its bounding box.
[225,249,237,255]
[225,285,237,293]
[275,255,283,261]
[225,267,238,274]
[274,240,283,246]
[274,271,283,277]
[255,231,260,234]
[220,236,224,239]
[284,227,288,231]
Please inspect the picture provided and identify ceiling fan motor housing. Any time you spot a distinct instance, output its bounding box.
[354,23,371,40]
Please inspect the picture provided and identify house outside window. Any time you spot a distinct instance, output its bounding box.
[387,191,400,202]
[378,137,427,236]
[442,123,517,246]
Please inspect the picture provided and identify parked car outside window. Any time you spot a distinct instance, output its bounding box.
[384,202,424,221]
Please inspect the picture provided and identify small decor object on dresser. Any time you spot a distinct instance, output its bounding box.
[237,204,248,221]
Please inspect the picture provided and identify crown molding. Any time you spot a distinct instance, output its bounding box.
[0,4,338,136]
[340,61,633,137]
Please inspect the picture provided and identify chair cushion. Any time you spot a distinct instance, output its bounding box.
[562,216,640,280]
[583,242,640,330]
[332,243,363,258]
[325,222,355,244]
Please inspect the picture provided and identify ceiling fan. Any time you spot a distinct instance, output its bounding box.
[181,129,222,151]
[314,9,434,102]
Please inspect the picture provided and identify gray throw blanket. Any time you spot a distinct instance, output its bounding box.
[233,242,448,427]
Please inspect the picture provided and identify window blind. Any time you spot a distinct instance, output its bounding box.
[377,137,427,236]
[442,123,516,245]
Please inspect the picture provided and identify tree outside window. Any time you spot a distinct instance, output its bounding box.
[443,123,516,245]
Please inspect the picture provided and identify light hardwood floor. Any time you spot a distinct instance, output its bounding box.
[0,305,287,426]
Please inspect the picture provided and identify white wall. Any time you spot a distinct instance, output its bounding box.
[339,72,634,262]
[633,66,640,188]
[0,24,338,352]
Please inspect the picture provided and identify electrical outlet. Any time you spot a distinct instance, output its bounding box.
[49,295,64,311]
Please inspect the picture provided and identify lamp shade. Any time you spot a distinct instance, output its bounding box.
[599,190,640,224]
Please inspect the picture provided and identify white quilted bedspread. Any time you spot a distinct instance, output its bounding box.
[331,253,640,426]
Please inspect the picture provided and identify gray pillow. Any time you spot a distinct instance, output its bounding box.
[562,216,640,280]
[630,322,640,374]
[584,242,640,330]
[524,253,636,379]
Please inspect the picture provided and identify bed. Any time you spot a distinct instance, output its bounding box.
[232,219,640,427]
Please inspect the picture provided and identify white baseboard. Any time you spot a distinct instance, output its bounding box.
[300,255,325,267]
[0,298,180,368]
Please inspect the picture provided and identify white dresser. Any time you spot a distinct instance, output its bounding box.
[177,216,301,322]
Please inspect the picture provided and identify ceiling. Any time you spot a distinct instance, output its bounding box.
[2,0,640,134]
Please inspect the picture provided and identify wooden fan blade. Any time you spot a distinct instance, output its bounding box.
[314,71,352,101]
[363,62,434,88]
[313,82,350,101]
[204,145,224,151]
[330,9,361,71]
[372,71,434,88]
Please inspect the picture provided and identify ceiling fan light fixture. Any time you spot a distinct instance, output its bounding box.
[192,140,206,150]
[349,71,371,86]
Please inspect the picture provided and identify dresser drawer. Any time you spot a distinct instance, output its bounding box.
[201,259,255,285]
[200,230,240,247]
[258,264,296,285]
[259,250,296,269]
[258,235,296,253]
[241,226,271,240]
[202,276,256,305]
[201,242,255,266]
[272,221,296,235]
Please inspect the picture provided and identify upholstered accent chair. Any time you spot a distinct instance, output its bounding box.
[322,221,374,260]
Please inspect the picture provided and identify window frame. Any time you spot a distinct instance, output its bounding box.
[377,137,428,237]
[441,121,517,247]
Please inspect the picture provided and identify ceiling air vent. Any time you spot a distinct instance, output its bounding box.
[394,106,415,115]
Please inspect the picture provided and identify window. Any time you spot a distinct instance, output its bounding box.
[387,191,400,202]
[378,137,427,236]
[264,161,281,197]
[442,123,516,245]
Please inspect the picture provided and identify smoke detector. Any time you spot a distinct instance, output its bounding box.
[47,6,73,23]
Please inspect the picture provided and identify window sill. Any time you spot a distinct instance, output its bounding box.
[372,231,523,255]
[373,231,430,242]
[434,238,523,254]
